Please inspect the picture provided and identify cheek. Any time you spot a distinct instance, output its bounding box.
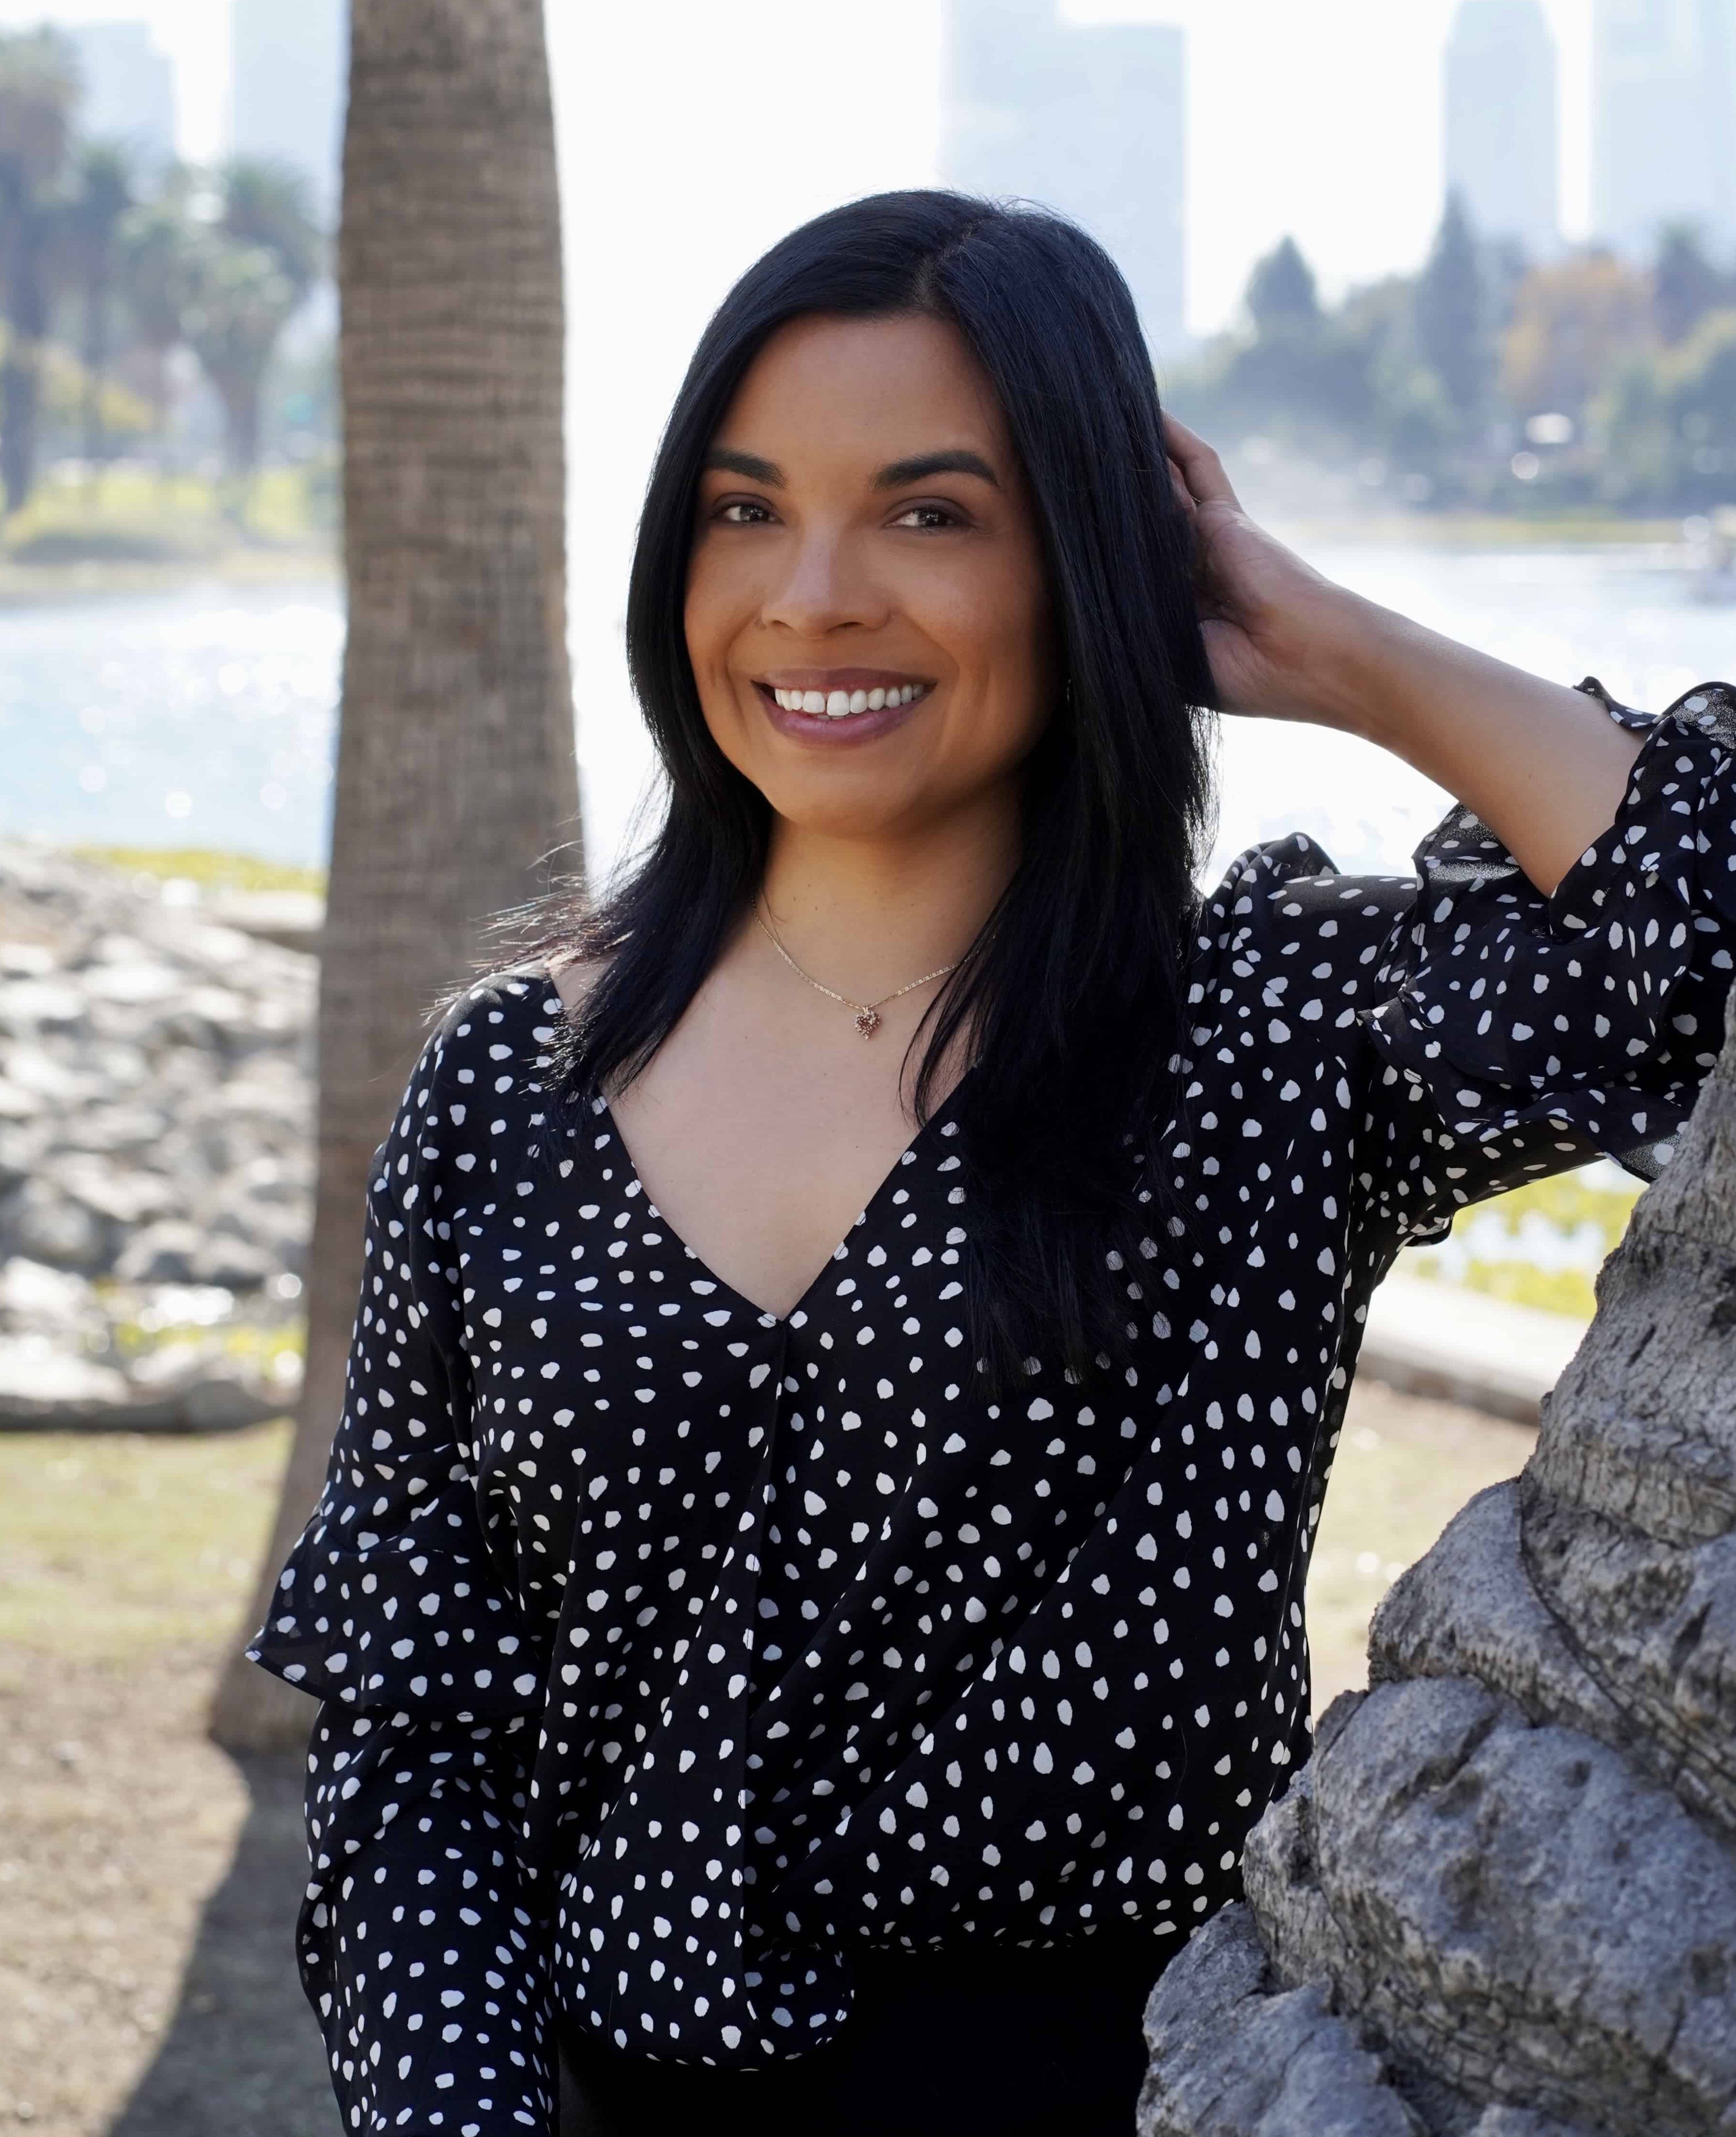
[931,554,1055,759]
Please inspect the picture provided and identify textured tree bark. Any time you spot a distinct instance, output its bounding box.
[1141,992,1736,2137]
[210,0,579,1751]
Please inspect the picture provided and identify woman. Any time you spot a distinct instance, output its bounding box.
[250,191,1736,2137]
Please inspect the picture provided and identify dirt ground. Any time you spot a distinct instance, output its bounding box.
[0,1380,1535,2137]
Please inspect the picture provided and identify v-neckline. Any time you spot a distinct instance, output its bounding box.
[590,1078,971,1328]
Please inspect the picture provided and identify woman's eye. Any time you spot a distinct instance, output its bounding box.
[717,499,775,525]
[891,502,964,531]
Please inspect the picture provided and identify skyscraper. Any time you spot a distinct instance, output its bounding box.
[1443,0,1559,257]
[1593,0,1736,254]
[66,21,176,172]
[942,0,1187,361]
[230,0,347,222]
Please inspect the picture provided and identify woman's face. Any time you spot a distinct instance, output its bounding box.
[684,310,1057,842]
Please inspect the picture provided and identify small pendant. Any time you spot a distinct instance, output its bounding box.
[853,1005,882,1038]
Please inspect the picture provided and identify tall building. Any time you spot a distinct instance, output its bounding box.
[1593,0,1736,255]
[230,0,347,223]
[65,21,176,172]
[1443,0,1559,257]
[942,0,1187,362]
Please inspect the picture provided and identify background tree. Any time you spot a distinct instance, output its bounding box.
[180,225,301,485]
[53,140,133,467]
[211,0,581,1751]
[1500,249,1654,430]
[180,162,321,488]
[1653,219,1723,347]
[116,179,194,447]
[219,155,321,311]
[1415,189,1487,421]
[1246,235,1320,335]
[0,26,77,513]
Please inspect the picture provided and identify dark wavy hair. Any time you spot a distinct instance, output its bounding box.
[513,188,1215,1380]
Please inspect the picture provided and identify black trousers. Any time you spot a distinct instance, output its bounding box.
[556,1934,1164,2137]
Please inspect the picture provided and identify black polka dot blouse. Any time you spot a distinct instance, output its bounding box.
[252,682,1736,2134]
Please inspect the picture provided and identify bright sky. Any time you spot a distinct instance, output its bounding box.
[0,0,1602,859]
[0,0,1595,337]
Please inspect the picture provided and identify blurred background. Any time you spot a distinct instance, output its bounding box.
[0,0,1726,2129]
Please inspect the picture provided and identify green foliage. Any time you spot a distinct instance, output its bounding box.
[1169,195,1736,515]
[1654,222,1723,347]
[1247,237,1320,334]
[1415,191,1487,420]
[1402,1166,1642,1322]
[0,46,333,516]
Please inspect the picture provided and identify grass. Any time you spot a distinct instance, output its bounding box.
[67,845,327,898]
[1304,1392,1536,1707]
[0,1420,294,1660]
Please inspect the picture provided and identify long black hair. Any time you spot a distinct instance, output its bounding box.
[514,189,1215,1381]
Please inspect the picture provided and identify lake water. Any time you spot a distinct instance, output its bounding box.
[2,541,1731,887]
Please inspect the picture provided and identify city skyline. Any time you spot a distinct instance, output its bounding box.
[1444,0,1561,255]
[1592,0,1736,251]
[2,1,1733,338]
[64,17,176,170]
[943,0,1187,357]
[230,0,344,218]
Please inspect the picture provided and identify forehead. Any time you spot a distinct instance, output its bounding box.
[714,311,1012,467]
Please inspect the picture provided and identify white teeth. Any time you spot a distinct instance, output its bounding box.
[772,682,926,717]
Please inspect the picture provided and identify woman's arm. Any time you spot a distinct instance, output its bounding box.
[1165,418,1645,897]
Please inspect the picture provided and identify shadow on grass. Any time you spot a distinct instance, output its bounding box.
[108,1753,338,2137]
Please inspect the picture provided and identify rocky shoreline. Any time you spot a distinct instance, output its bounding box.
[0,842,312,1429]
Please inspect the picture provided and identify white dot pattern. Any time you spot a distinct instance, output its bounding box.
[251,681,1736,2132]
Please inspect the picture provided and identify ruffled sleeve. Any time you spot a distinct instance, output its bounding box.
[1360,679,1736,1245]
[248,1009,557,2135]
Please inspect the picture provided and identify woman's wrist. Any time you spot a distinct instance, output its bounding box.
[1256,577,1409,739]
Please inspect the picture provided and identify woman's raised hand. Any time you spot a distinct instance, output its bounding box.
[1163,415,1646,894]
[1163,415,1354,724]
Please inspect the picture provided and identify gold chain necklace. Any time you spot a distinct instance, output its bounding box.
[755,904,958,1038]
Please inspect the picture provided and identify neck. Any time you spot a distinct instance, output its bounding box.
[758,789,1019,998]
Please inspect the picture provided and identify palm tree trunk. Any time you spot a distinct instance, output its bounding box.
[210,0,579,1752]
[1141,988,1736,2136]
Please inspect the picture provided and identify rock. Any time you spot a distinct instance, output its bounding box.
[1,1181,112,1271]
[112,1220,204,1285]
[0,841,317,1429]
[0,1336,129,1412]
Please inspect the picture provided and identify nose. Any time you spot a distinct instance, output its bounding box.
[760,520,887,639]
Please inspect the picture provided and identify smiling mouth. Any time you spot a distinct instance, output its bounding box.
[760,681,933,721]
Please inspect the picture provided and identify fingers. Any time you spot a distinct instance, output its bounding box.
[1162,414,1241,513]
[1166,454,1196,519]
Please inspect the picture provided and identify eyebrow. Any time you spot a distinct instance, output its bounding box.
[704,447,783,484]
[701,446,1002,491]
[874,450,1000,491]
